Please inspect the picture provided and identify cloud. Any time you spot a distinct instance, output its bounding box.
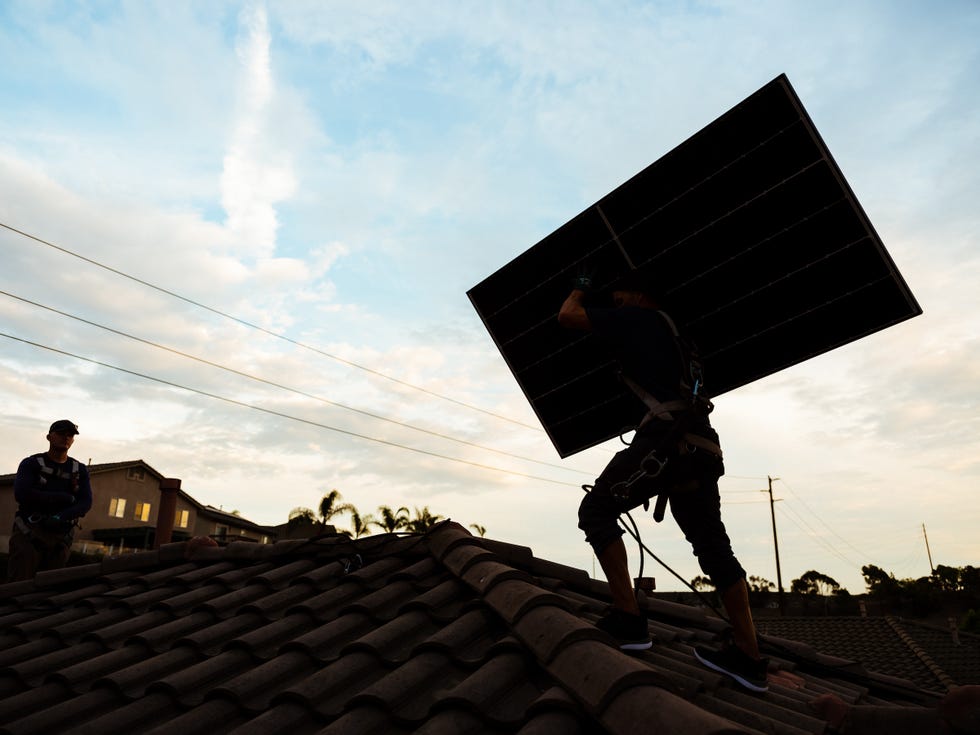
[220,5,296,258]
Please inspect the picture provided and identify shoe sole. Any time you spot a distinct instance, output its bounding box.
[619,640,653,651]
[694,648,768,692]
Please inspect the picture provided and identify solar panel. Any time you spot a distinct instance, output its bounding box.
[468,74,921,458]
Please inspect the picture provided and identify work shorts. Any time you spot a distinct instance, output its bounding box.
[578,425,746,591]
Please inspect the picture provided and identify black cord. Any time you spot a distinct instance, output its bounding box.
[617,508,730,622]
[582,481,725,618]
[622,508,644,589]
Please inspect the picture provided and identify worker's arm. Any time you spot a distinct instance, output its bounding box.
[558,289,592,331]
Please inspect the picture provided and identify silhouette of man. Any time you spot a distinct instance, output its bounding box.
[8,420,92,582]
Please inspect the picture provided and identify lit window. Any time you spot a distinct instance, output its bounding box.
[175,509,190,529]
[134,502,151,522]
[108,498,126,518]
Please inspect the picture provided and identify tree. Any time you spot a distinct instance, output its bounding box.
[691,575,713,591]
[287,507,316,526]
[376,505,411,533]
[932,564,961,593]
[791,570,841,597]
[406,506,444,533]
[960,566,980,601]
[347,511,376,539]
[748,575,775,593]
[318,489,354,527]
[862,564,902,597]
[469,524,487,537]
[905,575,942,616]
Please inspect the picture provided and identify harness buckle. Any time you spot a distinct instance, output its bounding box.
[640,451,667,478]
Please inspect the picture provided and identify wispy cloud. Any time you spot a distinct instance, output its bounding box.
[221,4,296,258]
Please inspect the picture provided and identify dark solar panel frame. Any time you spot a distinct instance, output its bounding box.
[468,74,921,458]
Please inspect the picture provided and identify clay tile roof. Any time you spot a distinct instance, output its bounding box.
[757,615,980,694]
[0,522,945,734]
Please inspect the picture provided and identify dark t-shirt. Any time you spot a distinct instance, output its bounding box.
[586,305,713,437]
[586,305,683,401]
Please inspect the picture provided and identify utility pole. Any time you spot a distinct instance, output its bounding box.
[923,523,934,574]
[765,476,786,616]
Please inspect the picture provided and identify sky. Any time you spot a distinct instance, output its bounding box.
[1,1,978,594]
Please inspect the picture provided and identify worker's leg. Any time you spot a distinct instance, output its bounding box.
[6,525,40,582]
[579,434,667,649]
[721,576,760,659]
[669,457,761,659]
[579,431,667,613]
[596,536,640,615]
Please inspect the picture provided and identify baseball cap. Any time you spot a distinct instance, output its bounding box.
[49,419,79,435]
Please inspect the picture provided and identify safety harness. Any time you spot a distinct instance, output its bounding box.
[16,455,81,545]
[36,455,80,490]
[611,310,723,522]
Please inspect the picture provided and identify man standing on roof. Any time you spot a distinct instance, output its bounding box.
[7,420,92,582]
[558,271,768,693]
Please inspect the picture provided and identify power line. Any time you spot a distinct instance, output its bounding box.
[775,477,876,562]
[775,503,860,571]
[0,220,542,432]
[0,330,583,488]
[0,288,593,477]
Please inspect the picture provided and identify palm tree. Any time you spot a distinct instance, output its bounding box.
[348,510,377,539]
[405,506,444,534]
[377,505,410,533]
[287,507,316,527]
[318,489,353,528]
[469,523,487,537]
[376,505,411,533]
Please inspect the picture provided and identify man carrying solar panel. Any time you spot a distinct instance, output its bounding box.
[559,272,769,693]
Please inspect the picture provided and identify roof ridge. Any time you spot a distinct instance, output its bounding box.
[885,615,957,691]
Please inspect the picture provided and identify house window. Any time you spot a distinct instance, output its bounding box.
[215,525,229,539]
[108,498,126,518]
[175,509,189,529]
[127,467,146,482]
[134,502,152,522]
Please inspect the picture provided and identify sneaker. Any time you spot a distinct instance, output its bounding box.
[694,644,769,692]
[596,609,653,651]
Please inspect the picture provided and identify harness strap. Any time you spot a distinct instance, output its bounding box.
[621,375,722,459]
[620,374,690,424]
[681,432,724,458]
[35,455,80,493]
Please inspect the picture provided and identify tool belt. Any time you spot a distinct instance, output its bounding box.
[15,514,77,547]
[610,439,718,521]
[613,375,724,523]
